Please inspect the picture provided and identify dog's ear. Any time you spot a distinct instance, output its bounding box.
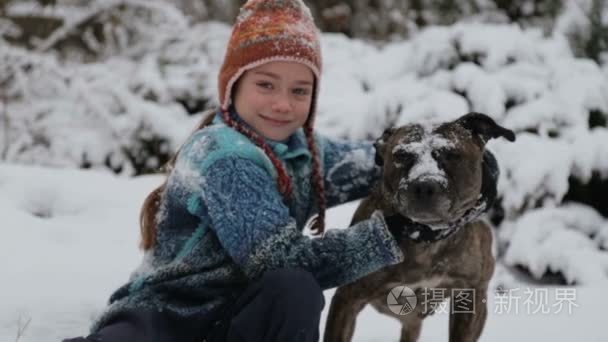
[374,127,397,166]
[457,112,516,144]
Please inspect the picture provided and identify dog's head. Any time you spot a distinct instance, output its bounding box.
[374,112,515,225]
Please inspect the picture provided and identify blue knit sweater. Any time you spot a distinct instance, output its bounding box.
[90,110,404,333]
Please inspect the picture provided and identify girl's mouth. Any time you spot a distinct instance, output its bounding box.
[260,114,291,126]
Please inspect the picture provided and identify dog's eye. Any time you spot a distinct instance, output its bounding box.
[434,150,461,162]
[392,150,415,166]
[393,149,412,159]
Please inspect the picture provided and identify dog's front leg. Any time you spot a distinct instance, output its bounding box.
[398,316,423,342]
[324,287,368,342]
[448,286,489,342]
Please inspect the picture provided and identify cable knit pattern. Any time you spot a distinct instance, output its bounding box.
[89,114,404,334]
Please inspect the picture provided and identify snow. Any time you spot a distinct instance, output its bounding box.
[452,63,507,120]
[453,24,544,71]
[488,129,608,217]
[489,133,573,215]
[1,163,606,341]
[392,128,454,186]
[499,203,608,285]
[0,164,149,340]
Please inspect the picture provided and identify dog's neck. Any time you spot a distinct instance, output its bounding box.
[397,204,486,243]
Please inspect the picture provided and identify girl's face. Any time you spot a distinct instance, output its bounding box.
[233,61,314,141]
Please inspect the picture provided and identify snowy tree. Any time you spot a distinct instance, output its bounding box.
[555,0,608,63]
[0,0,215,174]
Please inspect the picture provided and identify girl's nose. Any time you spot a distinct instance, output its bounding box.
[271,93,293,113]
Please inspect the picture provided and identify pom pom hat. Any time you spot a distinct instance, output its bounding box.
[217,0,327,235]
[218,0,322,112]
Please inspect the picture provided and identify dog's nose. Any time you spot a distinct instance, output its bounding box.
[411,181,442,201]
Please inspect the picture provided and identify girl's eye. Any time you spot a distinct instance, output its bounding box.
[293,88,311,96]
[256,82,273,90]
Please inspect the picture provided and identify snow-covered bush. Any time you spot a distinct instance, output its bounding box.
[555,0,608,63]
[0,1,226,174]
[499,203,608,285]
[309,0,608,64]
[0,41,198,175]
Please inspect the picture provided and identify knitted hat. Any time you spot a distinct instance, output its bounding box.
[217,0,322,115]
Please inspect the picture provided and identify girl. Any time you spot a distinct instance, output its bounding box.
[64,0,497,341]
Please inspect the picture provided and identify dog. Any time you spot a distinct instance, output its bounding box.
[324,113,516,342]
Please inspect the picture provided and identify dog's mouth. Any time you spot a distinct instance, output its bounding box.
[408,214,450,227]
[393,191,452,220]
[392,202,453,227]
[405,196,481,228]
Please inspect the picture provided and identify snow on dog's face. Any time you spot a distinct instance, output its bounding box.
[374,112,515,227]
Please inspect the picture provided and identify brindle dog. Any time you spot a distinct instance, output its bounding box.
[324,113,516,342]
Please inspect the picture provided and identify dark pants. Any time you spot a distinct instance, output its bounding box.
[63,268,325,342]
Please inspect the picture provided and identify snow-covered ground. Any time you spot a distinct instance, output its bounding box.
[1,163,606,342]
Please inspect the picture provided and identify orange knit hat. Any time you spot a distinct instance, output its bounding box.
[217,0,322,114]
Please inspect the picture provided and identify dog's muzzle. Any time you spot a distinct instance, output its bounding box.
[394,177,451,224]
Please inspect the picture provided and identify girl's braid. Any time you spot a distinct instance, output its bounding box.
[303,123,326,236]
[221,108,293,198]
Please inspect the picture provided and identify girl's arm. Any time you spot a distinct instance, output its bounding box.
[318,135,381,208]
[196,156,403,290]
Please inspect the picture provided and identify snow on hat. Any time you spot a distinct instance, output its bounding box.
[217,0,322,114]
